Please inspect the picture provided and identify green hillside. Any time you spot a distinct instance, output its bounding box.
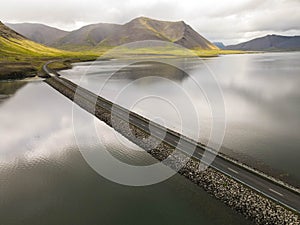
[0,36,75,59]
[0,22,97,79]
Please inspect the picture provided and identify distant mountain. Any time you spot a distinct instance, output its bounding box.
[0,21,75,79]
[213,42,225,49]
[53,17,218,51]
[98,17,217,50]
[225,35,300,51]
[0,21,70,57]
[6,17,218,51]
[5,22,69,45]
[52,23,121,50]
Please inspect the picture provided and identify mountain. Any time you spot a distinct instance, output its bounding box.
[213,42,225,49]
[0,21,71,58]
[52,23,121,50]
[98,17,217,50]
[225,35,300,51]
[0,21,79,79]
[52,17,218,51]
[5,22,69,45]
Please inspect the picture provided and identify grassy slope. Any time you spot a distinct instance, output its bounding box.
[0,37,69,57]
[93,44,246,59]
[0,36,98,79]
[194,49,246,57]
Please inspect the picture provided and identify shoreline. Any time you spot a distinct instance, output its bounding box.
[0,49,251,81]
[0,56,98,81]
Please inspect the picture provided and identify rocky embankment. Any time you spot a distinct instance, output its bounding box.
[45,77,299,225]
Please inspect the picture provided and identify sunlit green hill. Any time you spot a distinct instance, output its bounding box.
[0,21,97,79]
[0,21,83,59]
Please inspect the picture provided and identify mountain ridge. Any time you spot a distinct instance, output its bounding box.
[52,22,122,49]
[93,17,187,47]
[6,17,218,51]
[5,22,69,45]
[55,17,218,50]
[225,34,300,51]
[0,21,94,79]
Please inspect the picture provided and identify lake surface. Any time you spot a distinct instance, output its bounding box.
[61,52,300,185]
[0,52,299,224]
[0,80,253,224]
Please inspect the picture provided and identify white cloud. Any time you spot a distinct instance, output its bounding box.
[1,0,299,44]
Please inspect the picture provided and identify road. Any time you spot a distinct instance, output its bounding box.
[44,66,300,214]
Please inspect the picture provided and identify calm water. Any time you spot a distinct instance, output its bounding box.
[0,52,299,224]
[0,81,253,224]
[61,52,300,185]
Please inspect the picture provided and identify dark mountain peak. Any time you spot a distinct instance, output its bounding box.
[131,16,177,22]
[97,17,218,50]
[132,16,150,21]
[127,16,187,29]
[126,16,152,25]
[225,34,300,51]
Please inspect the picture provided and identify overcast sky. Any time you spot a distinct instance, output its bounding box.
[1,0,299,44]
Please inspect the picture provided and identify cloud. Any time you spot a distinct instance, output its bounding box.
[1,0,299,44]
[248,1,300,32]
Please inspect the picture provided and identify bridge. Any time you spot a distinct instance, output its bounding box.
[43,62,300,214]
